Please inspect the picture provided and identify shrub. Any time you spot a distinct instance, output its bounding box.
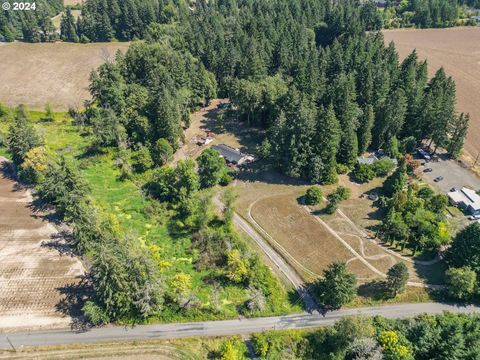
[305,186,323,205]
[225,249,250,283]
[152,138,173,167]
[219,337,248,360]
[445,267,477,300]
[352,163,376,183]
[43,103,55,122]
[372,159,395,177]
[336,163,350,175]
[219,171,233,186]
[133,145,154,172]
[82,301,110,326]
[336,186,351,201]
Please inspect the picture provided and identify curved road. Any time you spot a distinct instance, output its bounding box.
[1,303,480,349]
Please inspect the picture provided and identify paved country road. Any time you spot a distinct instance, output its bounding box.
[1,303,480,350]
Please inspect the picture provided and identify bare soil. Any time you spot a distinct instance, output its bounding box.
[173,99,260,164]
[0,42,130,111]
[0,158,85,332]
[383,27,480,164]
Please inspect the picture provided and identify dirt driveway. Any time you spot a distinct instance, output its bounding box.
[0,158,85,332]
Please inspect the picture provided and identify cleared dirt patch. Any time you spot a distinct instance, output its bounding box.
[0,42,130,110]
[383,27,480,163]
[0,158,85,331]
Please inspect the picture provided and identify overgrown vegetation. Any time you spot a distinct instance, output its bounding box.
[0,106,297,324]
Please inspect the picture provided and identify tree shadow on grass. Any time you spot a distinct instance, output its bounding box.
[235,160,310,186]
[357,281,390,301]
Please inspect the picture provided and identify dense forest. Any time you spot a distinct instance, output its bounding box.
[0,0,62,41]
[2,0,479,42]
[83,0,467,186]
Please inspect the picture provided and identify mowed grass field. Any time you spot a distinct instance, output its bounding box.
[233,171,446,287]
[0,42,130,111]
[383,27,480,163]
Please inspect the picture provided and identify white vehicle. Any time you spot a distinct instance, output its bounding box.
[468,214,480,220]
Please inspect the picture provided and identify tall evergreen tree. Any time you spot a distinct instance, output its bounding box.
[329,74,359,167]
[6,106,42,166]
[311,104,341,184]
[60,7,79,42]
[447,113,470,159]
[357,104,374,154]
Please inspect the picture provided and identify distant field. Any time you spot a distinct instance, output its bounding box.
[383,27,480,162]
[0,42,130,111]
[63,0,82,5]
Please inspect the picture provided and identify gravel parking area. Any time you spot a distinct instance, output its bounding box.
[420,157,480,194]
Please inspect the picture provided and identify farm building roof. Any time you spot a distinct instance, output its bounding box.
[448,187,480,212]
[212,144,245,164]
[358,155,378,165]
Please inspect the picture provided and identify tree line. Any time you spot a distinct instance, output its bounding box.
[0,0,62,42]
[382,0,473,29]
[3,0,479,43]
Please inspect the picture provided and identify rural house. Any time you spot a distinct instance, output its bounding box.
[357,154,398,166]
[212,144,254,165]
[448,187,480,216]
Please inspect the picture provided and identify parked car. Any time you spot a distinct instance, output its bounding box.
[450,187,459,192]
[423,168,433,173]
[468,214,480,220]
[434,176,444,182]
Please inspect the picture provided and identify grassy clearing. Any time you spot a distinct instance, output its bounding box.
[350,285,436,308]
[0,111,300,323]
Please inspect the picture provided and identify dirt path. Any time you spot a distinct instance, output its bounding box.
[246,192,443,289]
[0,157,85,332]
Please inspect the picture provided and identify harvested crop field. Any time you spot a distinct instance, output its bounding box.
[0,42,130,111]
[0,158,85,331]
[383,27,480,162]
